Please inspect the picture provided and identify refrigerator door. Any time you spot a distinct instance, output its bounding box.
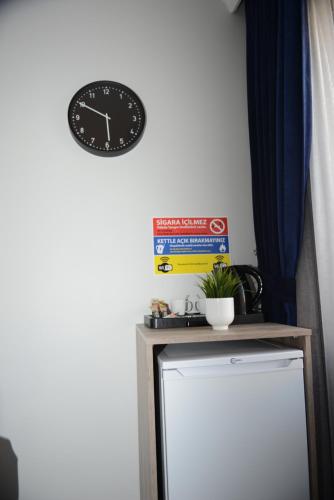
[159,345,309,500]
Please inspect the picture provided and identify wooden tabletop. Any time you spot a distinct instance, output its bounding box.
[136,322,311,345]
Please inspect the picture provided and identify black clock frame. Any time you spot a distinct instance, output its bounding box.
[68,80,146,157]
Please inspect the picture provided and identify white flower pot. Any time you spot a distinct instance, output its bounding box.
[205,297,234,331]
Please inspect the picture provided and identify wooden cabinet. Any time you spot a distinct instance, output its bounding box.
[136,323,318,500]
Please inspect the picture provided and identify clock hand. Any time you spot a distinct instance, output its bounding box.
[79,102,111,120]
[106,113,111,142]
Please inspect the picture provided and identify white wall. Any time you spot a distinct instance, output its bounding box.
[0,0,256,499]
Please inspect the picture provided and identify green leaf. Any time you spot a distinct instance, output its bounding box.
[197,267,241,298]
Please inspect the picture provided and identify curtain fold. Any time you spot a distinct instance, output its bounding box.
[308,0,334,476]
[297,185,334,499]
[244,0,311,325]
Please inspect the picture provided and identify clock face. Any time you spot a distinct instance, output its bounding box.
[68,81,146,157]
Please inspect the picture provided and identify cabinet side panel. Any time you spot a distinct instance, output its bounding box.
[136,332,158,500]
[275,336,319,500]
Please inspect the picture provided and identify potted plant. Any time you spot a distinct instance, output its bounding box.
[197,267,241,330]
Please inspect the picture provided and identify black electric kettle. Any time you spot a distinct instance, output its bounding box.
[230,265,263,315]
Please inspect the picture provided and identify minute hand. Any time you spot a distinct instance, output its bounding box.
[80,103,111,120]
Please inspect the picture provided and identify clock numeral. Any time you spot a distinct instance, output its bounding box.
[79,101,85,107]
[128,102,133,109]
[119,93,123,100]
[103,88,110,95]
[130,129,134,135]
[119,138,124,145]
[76,114,80,121]
[80,127,85,134]
[89,92,95,98]
[132,115,137,122]
[105,142,110,150]
[90,137,95,144]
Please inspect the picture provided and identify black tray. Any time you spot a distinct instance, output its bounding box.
[144,312,264,329]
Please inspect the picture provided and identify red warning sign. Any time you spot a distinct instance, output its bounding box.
[153,217,228,236]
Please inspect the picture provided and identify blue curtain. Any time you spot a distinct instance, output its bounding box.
[245,0,311,325]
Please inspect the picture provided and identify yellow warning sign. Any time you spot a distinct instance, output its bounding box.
[154,254,232,275]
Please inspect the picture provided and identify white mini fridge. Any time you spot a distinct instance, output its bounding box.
[158,340,310,500]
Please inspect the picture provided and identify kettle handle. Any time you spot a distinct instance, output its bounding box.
[232,265,263,311]
[245,266,263,310]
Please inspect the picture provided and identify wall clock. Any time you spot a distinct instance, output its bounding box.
[68,81,146,157]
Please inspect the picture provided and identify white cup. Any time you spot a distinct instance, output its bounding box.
[170,299,186,315]
[188,295,205,314]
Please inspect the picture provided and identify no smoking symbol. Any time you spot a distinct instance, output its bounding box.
[210,219,225,234]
